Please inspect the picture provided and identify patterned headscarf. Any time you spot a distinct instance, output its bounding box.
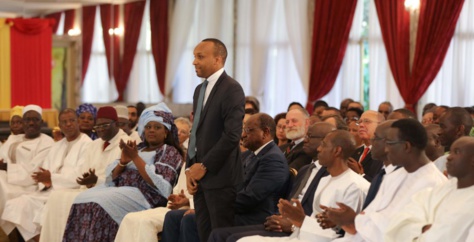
[138,102,179,146]
[76,103,97,119]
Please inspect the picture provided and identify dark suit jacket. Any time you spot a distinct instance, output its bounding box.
[281,142,312,171]
[234,142,289,226]
[361,151,383,182]
[289,163,329,215]
[186,71,245,190]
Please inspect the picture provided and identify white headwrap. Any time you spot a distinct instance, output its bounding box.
[23,104,42,116]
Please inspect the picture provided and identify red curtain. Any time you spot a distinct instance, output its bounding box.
[306,0,358,112]
[116,1,146,101]
[375,0,464,112]
[82,6,96,84]
[63,9,75,34]
[100,4,121,89]
[45,12,61,33]
[150,0,169,95]
[7,18,54,108]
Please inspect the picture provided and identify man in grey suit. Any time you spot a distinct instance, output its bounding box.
[185,38,245,242]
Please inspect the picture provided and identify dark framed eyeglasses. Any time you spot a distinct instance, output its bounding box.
[370,135,385,142]
[385,139,406,146]
[305,134,325,140]
[93,122,115,130]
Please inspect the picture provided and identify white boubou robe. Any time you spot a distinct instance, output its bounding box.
[336,162,447,242]
[384,178,474,242]
[0,134,54,218]
[0,133,92,241]
[238,169,370,242]
[39,129,130,242]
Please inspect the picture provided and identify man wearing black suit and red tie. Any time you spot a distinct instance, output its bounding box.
[348,110,385,182]
[184,38,245,242]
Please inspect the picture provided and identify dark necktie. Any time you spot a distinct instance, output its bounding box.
[286,141,295,154]
[291,163,316,199]
[362,168,386,209]
[103,141,110,151]
[188,80,209,160]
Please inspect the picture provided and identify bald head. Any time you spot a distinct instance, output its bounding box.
[358,110,385,141]
[327,130,356,160]
[371,120,395,162]
[303,122,336,158]
[446,137,474,186]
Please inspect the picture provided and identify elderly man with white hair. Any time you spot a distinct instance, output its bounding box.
[0,105,54,225]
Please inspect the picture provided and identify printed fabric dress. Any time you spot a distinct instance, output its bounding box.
[62,144,182,242]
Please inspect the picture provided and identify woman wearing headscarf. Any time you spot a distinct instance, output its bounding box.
[76,103,98,140]
[0,106,24,163]
[63,103,183,242]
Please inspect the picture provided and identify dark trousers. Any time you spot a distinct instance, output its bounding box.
[208,224,290,242]
[194,186,236,242]
[161,209,200,242]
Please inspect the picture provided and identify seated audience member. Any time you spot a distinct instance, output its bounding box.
[321,121,397,233]
[281,108,312,171]
[62,103,183,242]
[348,120,364,152]
[434,107,473,174]
[0,106,24,161]
[348,110,385,182]
[322,115,348,131]
[424,124,444,161]
[320,107,342,120]
[136,102,146,118]
[1,108,92,241]
[339,98,354,119]
[240,110,256,152]
[39,106,130,242]
[287,102,305,111]
[245,96,260,113]
[238,130,369,242]
[433,105,449,124]
[76,103,98,140]
[309,114,322,126]
[312,100,329,118]
[162,113,289,242]
[344,107,363,125]
[208,122,335,242]
[421,110,434,125]
[174,117,192,153]
[387,108,416,120]
[115,105,141,143]
[0,105,54,219]
[385,137,474,242]
[128,105,139,131]
[274,113,289,148]
[348,101,364,112]
[422,103,437,115]
[326,119,447,242]
[378,101,393,120]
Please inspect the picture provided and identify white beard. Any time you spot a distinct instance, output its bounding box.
[285,126,306,140]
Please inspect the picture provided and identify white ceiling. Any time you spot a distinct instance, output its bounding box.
[0,0,137,18]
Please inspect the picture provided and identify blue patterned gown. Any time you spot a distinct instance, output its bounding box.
[62,144,182,242]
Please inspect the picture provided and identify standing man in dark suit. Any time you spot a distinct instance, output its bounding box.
[185,38,245,242]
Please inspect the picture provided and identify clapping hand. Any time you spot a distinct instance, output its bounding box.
[76,168,98,188]
[168,189,190,210]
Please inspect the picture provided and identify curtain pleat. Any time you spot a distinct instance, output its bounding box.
[306,0,358,112]
[150,0,168,95]
[7,18,54,108]
[0,19,11,108]
[82,6,96,84]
